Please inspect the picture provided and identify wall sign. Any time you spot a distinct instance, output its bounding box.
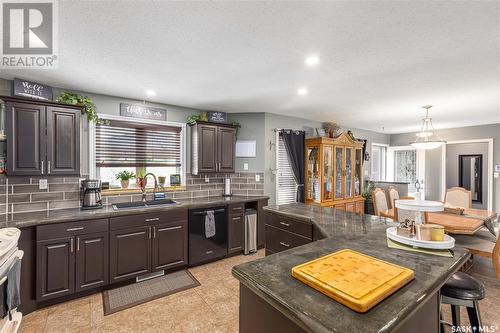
[208,111,227,123]
[13,78,53,100]
[120,103,167,121]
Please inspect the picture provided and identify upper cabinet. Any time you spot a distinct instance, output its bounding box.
[190,122,236,175]
[3,96,81,176]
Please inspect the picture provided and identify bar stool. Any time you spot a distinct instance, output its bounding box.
[441,272,485,333]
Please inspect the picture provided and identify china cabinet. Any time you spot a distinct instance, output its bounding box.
[305,132,364,213]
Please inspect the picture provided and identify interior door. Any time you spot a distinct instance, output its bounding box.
[36,237,75,301]
[46,107,80,175]
[218,127,236,173]
[198,124,218,173]
[75,232,109,292]
[6,102,46,175]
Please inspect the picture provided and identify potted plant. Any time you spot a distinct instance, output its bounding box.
[56,92,99,123]
[362,180,375,215]
[158,176,166,187]
[115,170,135,189]
[136,169,147,188]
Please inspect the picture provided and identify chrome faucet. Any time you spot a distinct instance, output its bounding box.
[141,173,158,202]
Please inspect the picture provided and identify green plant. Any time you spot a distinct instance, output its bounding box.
[186,112,208,125]
[158,176,166,183]
[56,92,99,123]
[231,121,241,138]
[115,170,135,181]
[362,180,375,201]
[136,168,147,179]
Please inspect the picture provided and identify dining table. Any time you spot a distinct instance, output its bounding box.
[426,207,498,235]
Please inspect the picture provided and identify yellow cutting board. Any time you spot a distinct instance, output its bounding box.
[291,249,414,313]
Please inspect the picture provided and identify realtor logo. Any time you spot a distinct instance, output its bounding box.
[1,0,58,68]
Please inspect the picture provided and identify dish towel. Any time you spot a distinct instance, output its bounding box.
[6,258,21,320]
[205,210,216,238]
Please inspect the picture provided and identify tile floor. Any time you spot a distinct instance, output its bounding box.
[18,251,499,333]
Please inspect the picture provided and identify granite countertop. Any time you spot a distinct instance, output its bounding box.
[232,203,470,333]
[2,195,269,229]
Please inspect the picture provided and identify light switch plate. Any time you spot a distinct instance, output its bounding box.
[39,179,48,190]
[205,175,210,183]
[255,174,260,182]
[494,172,499,178]
[243,163,249,170]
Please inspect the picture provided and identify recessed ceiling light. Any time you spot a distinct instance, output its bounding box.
[146,89,156,97]
[297,87,308,96]
[305,55,320,67]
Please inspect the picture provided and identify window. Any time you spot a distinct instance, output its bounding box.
[394,150,417,193]
[276,132,297,204]
[371,144,387,181]
[95,118,185,188]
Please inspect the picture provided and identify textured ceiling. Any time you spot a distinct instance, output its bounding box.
[1,1,499,133]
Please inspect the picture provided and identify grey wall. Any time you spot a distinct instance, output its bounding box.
[391,123,500,212]
[446,142,488,209]
[228,113,266,172]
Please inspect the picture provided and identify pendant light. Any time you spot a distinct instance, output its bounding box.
[410,105,446,150]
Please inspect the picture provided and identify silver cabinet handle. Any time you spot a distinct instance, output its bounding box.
[76,237,80,252]
[153,227,156,239]
[279,241,290,248]
[66,227,84,232]
[145,217,160,222]
[148,227,152,239]
[158,225,182,232]
[232,217,241,221]
[280,222,291,227]
[41,161,44,174]
[70,238,74,252]
[232,207,242,211]
[47,160,51,174]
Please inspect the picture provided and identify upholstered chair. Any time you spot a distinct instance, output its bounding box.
[372,188,394,219]
[388,186,414,209]
[445,187,472,209]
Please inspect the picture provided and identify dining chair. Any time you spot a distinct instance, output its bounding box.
[454,229,500,279]
[445,187,472,209]
[388,186,414,209]
[372,188,394,219]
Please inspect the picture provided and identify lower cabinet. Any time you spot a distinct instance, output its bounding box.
[228,214,244,254]
[36,219,109,301]
[152,222,188,271]
[264,212,313,256]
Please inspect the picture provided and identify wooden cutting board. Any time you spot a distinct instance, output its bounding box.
[291,249,414,313]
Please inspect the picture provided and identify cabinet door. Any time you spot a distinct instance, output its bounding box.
[228,214,244,253]
[345,148,354,198]
[152,221,187,271]
[46,107,80,175]
[218,127,236,173]
[110,226,151,282]
[322,145,334,201]
[75,232,109,292]
[6,102,46,175]
[197,124,218,173]
[36,237,75,301]
[334,147,344,200]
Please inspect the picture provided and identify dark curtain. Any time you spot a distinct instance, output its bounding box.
[280,130,306,203]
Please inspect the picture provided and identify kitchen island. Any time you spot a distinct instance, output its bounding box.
[232,203,470,333]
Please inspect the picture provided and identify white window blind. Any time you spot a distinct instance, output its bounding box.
[96,120,182,167]
[276,132,297,204]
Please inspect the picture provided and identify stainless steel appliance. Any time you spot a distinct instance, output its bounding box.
[80,180,103,210]
[188,207,227,266]
[244,209,257,255]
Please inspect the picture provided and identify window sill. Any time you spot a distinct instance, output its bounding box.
[102,186,186,196]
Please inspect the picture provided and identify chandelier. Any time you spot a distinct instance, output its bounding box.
[410,105,445,150]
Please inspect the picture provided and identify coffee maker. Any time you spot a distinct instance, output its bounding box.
[80,180,103,210]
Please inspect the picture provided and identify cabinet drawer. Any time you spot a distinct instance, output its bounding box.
[37,218,108,240]
[110,209,187,230]
[228,203,244,215]
[265,212,312,239]
[265,224,312,254]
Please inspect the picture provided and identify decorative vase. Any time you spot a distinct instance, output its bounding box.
[120,180,129,189]
[137,178,147,188]
[158,177,166,187]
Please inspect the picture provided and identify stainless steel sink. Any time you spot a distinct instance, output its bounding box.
[112,199,178,210]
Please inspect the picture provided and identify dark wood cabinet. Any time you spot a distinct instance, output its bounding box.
[6,102,46,175]
[2,96,81,176]
[109,226,151,283]
[46,107,80,175]
[152,221,188,271]
[264,211,312,256]
[36,237,75,301]
[228,214,244,253]
[75,232,108,292]
[191,121,236,175]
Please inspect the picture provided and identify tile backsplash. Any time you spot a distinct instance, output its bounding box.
[0,172,265,215]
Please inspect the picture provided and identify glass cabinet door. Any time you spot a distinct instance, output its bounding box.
[306,146,320,203]
[345,148,353,198]
[322,145,333,201]
[355,148,362,196]
[334,147,344,199]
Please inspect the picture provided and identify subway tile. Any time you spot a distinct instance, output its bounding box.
[200,184,217,190]
[231,178,248,184]
[173,191,191,199]
[49,183,79,192]
[64,191,80,200]
[30,176,65,184]
[231,189,248,196]
[12,202,48,213]
[12,184,48,194]
[191,190,209,198]
[49,200,80,210]
[208,189,223,197]
[255,184,264,190]
[63,177,81,183]
[247,189,265,195]
[5,177,31,185]
[239,184,256,190]
[1,193,30,203]
[32,192,64,202]
[0,204,6,215]
[187,185,201,191]
[0,178,6,186]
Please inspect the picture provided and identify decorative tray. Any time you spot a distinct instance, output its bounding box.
[386,227,455,250]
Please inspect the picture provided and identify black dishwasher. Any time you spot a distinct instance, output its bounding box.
[188,206,227,266]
